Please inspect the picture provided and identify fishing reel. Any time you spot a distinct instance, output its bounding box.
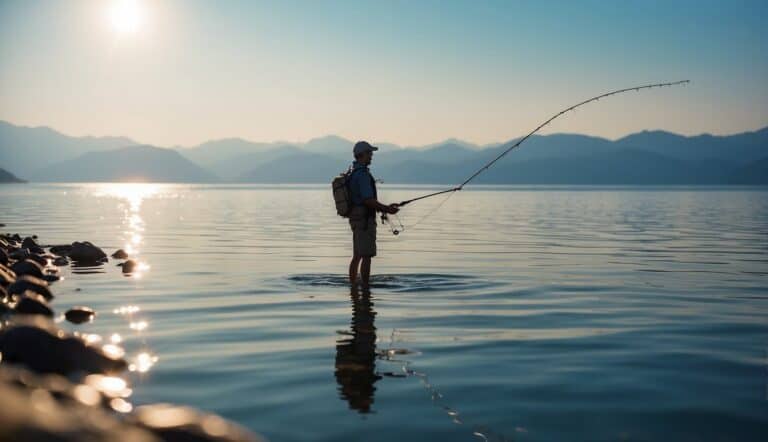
[381,212,404,236]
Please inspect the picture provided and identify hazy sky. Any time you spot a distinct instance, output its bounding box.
[1,0,766,147]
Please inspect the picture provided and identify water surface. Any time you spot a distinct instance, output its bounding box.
[1,183,767,441]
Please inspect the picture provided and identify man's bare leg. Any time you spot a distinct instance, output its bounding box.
[349,254,362,286]
[360,256,371,289]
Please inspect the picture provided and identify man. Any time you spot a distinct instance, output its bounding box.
[347,141,399,289]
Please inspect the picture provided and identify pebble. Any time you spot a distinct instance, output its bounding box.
[111,249,129,259]
[65,306,96,324]
[120,259,137,274]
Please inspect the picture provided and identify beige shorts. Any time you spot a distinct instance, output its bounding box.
[349,208,377,257]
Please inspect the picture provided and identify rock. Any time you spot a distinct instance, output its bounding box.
[0,320,128,375]
[0,367,159,442]
[7,275,53,301]
[9,248,31,261]
[0,264,15,287]
[53,256,69,266]
[0,248,8,266]
[68,241,107,264]
[11,259,45,279]
[130,404,264,442]
[1,285,8,303]
[22,236,39,249]
[120,259,138,274]
[65,307,96,324]
[112,249,129,259]
[14,293,53,317]
[24,252,48,267]
[0,298,9,315]
[49,244,73,256]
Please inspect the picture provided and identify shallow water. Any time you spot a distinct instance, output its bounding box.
[1,183,767,441]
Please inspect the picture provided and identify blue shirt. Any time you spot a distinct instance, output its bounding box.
[348,161,376,207]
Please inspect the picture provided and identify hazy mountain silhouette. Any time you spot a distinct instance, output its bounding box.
[0,167,25,183]
[0,120,137,179]
[729,157,768,184]
[37,145,217,183]
[1,119,765,184]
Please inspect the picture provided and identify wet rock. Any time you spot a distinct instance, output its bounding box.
[120,259,138,274]
[0,319,128,375]
[42,273,61,283]
[0,298,9,315]
[0,264,15,287]
[14,293,53,317]
[49,244,73,256]
[25,252,49,267]
[0,368,159,442]
[0,248,8,266]
[7,275,53,301]
[11,259,45,279]
[68,241,108,264]
[22,236,39,249]
[9,248,31,261]
[65,307,96,324]
[1,285,8,302]
[130,404,264,442]
[53,256,69,266]
[112,249,129,259]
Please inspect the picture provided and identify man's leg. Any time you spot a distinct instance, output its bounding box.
[360,256,371,289]
[349,254,361,285]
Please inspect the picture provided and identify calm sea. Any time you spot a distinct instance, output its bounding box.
[1,183,767,441]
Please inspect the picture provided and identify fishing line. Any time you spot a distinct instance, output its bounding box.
[390,80,690,232]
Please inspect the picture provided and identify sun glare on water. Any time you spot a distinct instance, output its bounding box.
[108,0,145,35]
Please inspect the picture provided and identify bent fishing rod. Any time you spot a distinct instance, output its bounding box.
[395,80,690,208]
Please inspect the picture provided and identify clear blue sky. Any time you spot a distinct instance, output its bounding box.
[0,0,766,146]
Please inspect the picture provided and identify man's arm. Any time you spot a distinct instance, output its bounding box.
[364,198,399,214]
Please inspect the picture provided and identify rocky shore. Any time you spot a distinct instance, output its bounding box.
[0,231,264,442]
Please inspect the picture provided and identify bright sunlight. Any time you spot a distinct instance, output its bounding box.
[108,0,145,34]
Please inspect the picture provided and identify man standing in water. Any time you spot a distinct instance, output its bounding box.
[348,141,399,289]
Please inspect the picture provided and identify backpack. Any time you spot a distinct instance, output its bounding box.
[332,168,354,217]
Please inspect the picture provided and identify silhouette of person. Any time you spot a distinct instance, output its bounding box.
[334,288,381,413]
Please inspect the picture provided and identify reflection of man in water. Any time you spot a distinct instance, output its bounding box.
[334,289,381,413]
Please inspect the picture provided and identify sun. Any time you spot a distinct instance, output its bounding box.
[109,0,144,34]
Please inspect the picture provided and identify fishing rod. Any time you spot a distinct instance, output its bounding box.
[395,80,690,208]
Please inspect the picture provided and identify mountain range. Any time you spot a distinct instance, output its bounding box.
[1,120,766,184]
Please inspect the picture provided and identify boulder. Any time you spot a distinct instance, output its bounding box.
[49,244,73,256]
[10,259,45,278]
[21,237,39,249]
[130,404,264,442]
[9,248,31,261]
[7,275,53,301]
[0,248,8,266]
[68,242,107,264]
[111,249,129,259]
[24,253,48,267]
[53,256,69,266]
[0,264,15,287]
[0,320,127,375]
[65,307,96,324]
[14,293,53,317]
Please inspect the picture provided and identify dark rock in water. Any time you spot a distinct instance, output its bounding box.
[8,275,53,301]
[22,236,39,249]
[11,259,45,278]
[68,241,108,264]
[9,248,31,261]
[53,256,69,266]
[131,404,264,442]
[14,293,53,317]
[49,244,73,256]
[0,264,15,287]
[65,307,95,324]
[0,367,159,442]
[24,252,48,267]
[120,259,138,274]
[0,319,128,375]
[111,249,129,259]
[29,245,45,254]
[41,273,61,283]
[0,248,8,266]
